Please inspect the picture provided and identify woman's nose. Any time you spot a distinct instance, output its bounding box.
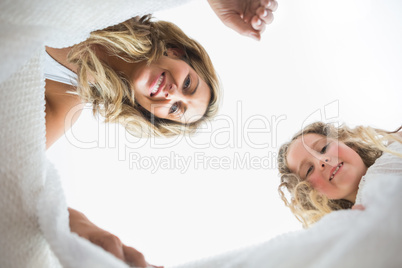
[163,83,172,99]
[163,84,181,100]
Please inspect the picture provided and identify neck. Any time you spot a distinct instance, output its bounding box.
[345,190,358,204]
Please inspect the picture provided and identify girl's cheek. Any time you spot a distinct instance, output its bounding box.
[309,174,328,192]
[308,176,319,188]
[338,144,349,156]
[328,143,339,155]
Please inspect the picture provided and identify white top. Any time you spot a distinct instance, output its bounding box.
[44,52,78,87]
[354,175,366,205]
[355,141,402,205]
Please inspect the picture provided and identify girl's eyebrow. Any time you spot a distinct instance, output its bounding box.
[296,137,327,176]
[297,159,308,178]
[302,136,326,151]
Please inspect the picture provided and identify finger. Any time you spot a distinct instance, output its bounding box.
[123,245,147,267]
[256,7,274,25]
[262,0,279,12]
[251,15,267,33]
[223,14,261,41]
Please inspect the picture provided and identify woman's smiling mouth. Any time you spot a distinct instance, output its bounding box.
[150,72,166,97]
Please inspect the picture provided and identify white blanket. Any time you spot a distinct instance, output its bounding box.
[1,0,402,267]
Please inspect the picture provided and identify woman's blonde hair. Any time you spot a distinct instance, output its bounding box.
[278,122,402,228]
[68,15,221,137]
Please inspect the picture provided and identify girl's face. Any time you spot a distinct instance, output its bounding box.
[286,133,368,202]
[112,48,211,124]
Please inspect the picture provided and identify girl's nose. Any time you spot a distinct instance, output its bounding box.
[318,155,330,169]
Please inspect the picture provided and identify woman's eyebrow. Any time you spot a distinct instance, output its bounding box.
[190,76,200,95]
[181,104,188,118]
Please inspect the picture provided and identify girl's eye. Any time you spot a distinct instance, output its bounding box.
[320,143,330,154]
[306,166,313,178]
[183,75,191,90]
[169,102,180,114]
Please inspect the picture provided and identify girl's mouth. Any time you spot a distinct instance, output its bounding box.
[329,162,343,181]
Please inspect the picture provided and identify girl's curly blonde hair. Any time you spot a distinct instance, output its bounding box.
[278,122,401,228]
[68,15,221,138]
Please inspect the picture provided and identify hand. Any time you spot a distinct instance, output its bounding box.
[68,208,162,268]
[207,0,278,41]
[351,204,365,211]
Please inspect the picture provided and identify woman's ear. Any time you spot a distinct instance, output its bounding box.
[166,48,185,58]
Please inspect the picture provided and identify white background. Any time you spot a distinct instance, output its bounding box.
[47,0,402,266]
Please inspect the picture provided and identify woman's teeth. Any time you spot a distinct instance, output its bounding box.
[329,162,343,181]
[151,74,164,95]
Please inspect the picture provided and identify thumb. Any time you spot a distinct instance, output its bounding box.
[223,14,261,41]
[123,245,147,267]
[352,204,365,211]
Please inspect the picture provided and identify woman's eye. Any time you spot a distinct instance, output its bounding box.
[169,103,180,114]
[183,75,191,90]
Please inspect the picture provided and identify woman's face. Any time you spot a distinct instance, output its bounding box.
[286,133,367,202]
[115,49,211,124]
